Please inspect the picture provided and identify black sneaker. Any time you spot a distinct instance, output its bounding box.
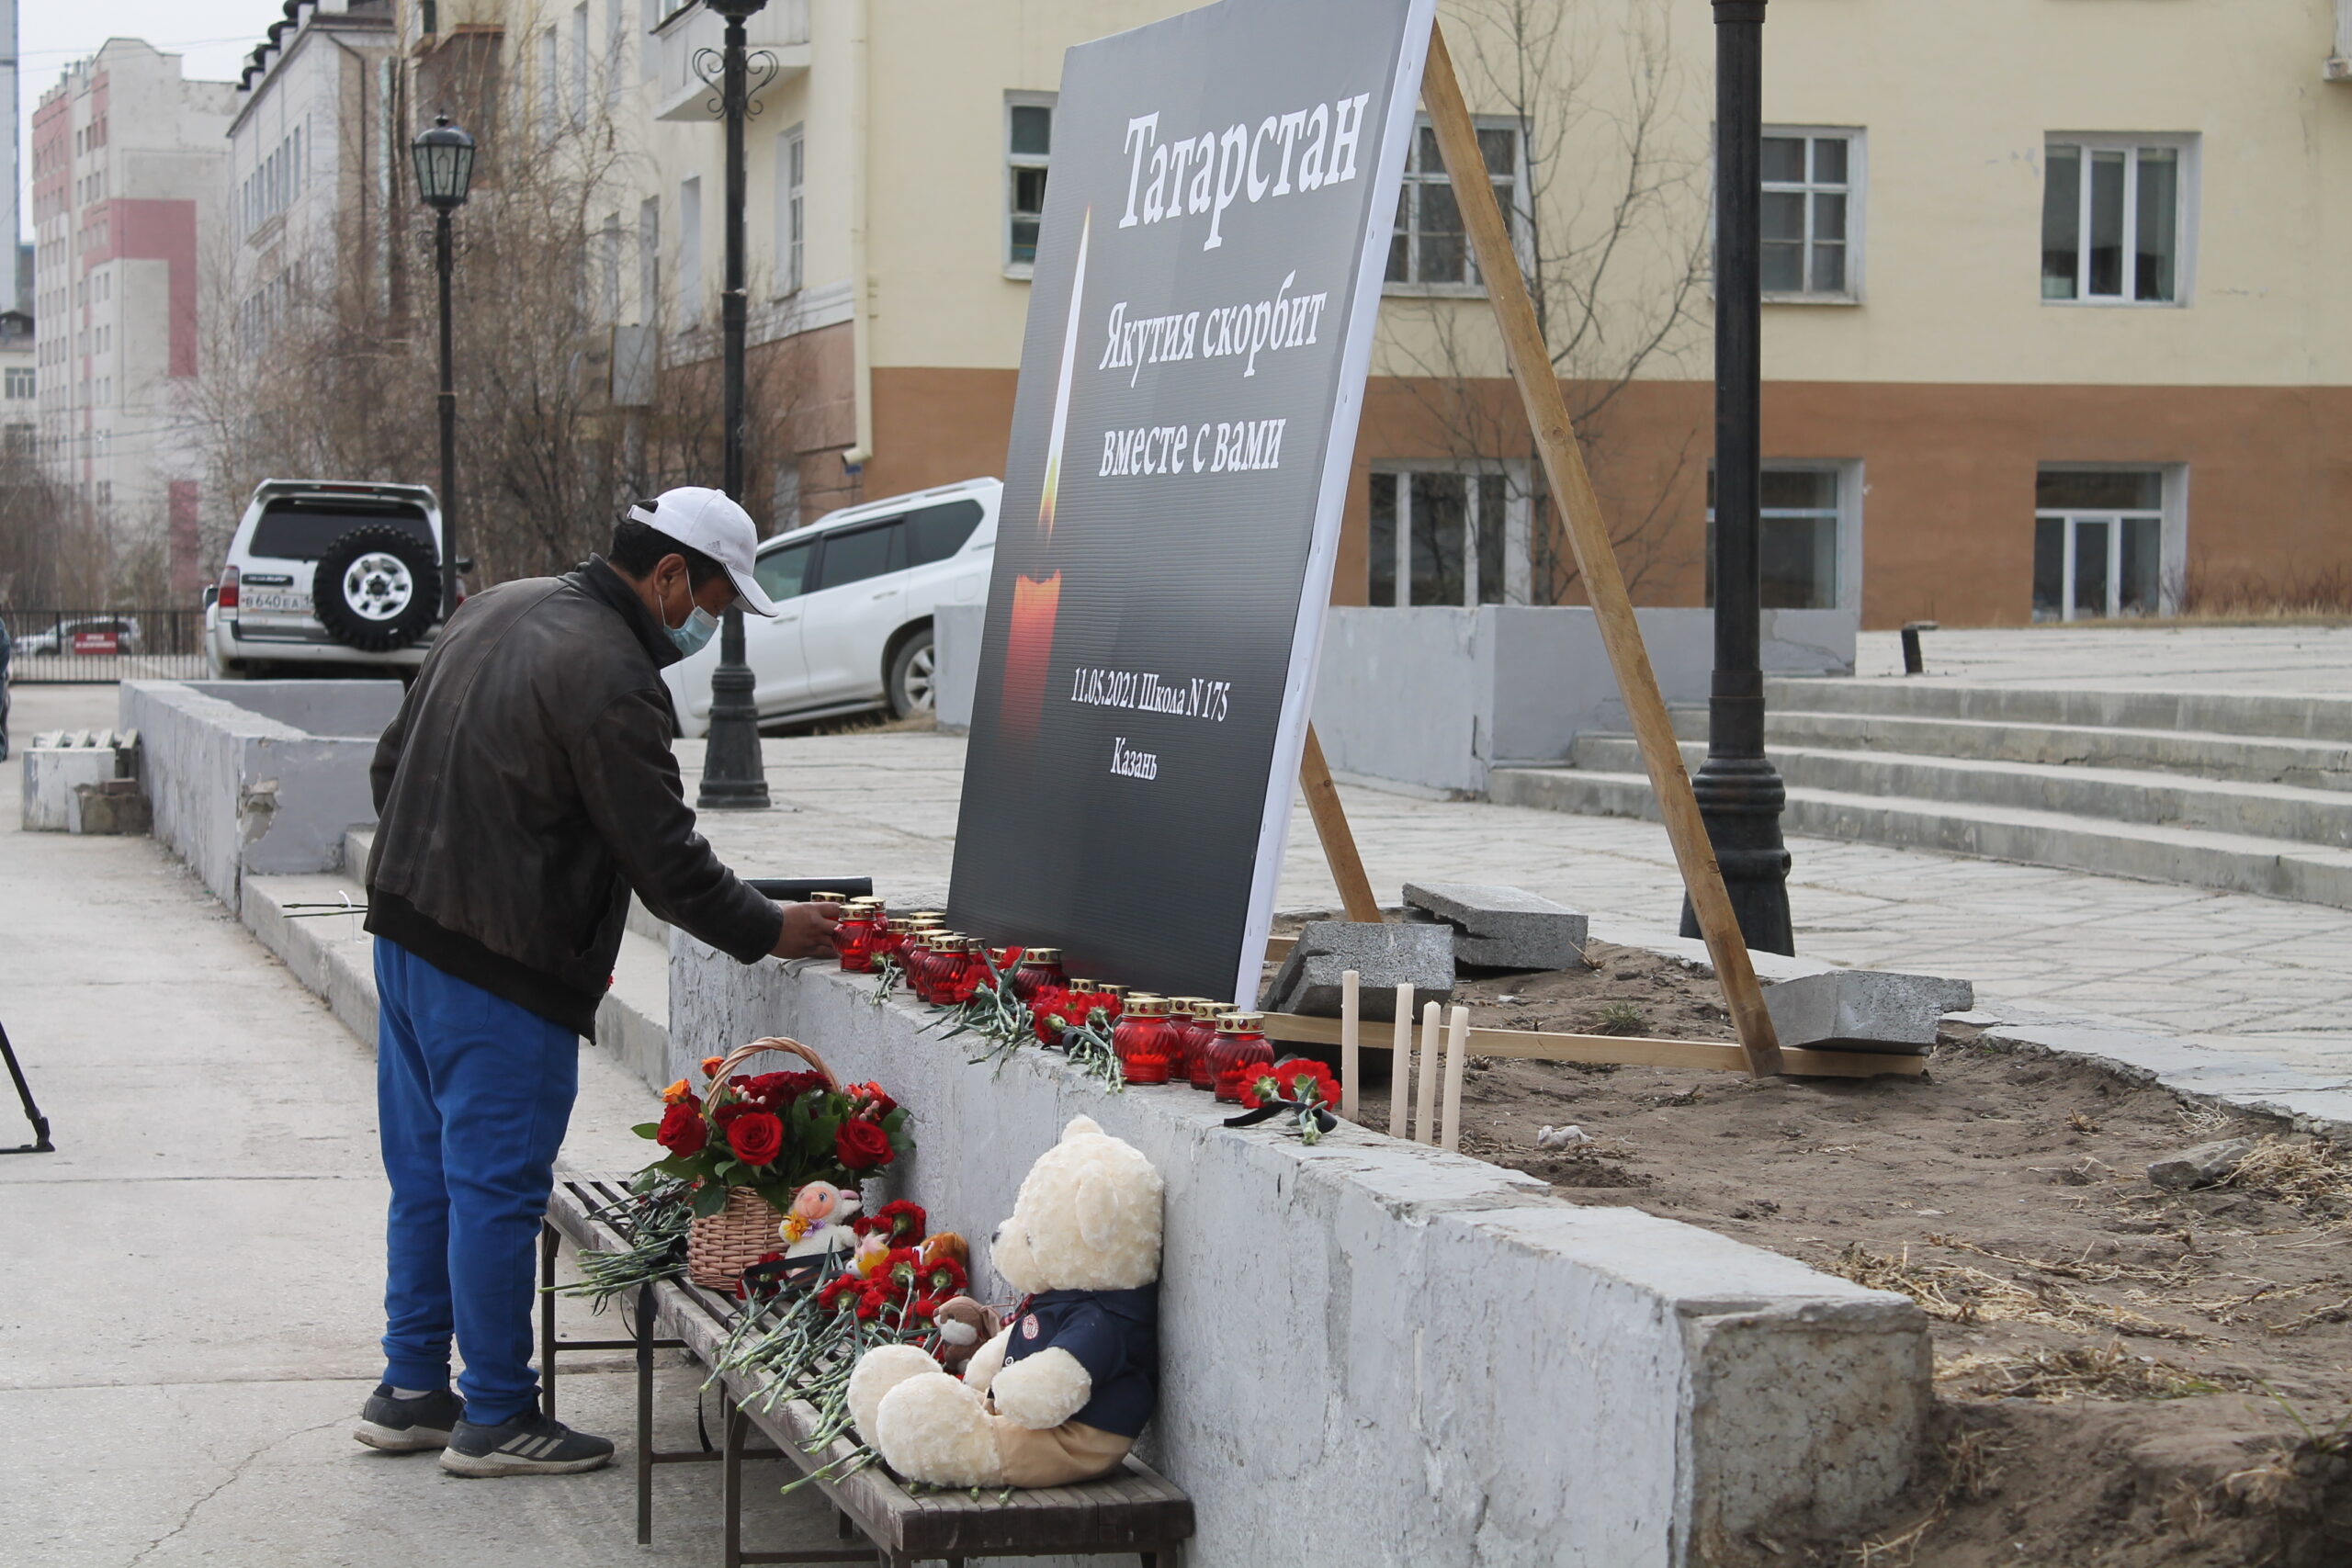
[354,1384,465,1452]
[439,1412,616,1477]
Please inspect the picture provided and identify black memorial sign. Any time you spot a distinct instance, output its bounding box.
[948,0,1436,1003]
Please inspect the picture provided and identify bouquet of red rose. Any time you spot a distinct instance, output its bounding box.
[634,1040,911,1220]
[1229,1057,1344,1145]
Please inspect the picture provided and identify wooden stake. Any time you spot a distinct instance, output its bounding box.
[1389,984,1414,1137]
[1415,1001,1442,1145]
[1300,723,1383,924]
[1441,1005,1468,1152]
[1419,24,1783,1078]
[1339,969,1362,1122]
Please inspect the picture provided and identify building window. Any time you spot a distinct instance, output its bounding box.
[2033,468,2172,620]
[571,5,589,124]
[640,0,662,84]
[776,125,804,294]
[598,213,621,322]
[638,196,661,324]
[1706,465,1859,611]
[4,368,33,399]
[608,0,630,102]
[2042,137,2191,304]
[1006,93,1054,274]
[678,177,702,321]
[1761,130,1859,300]
[1385,117,1521,291]
[539,28,560,138]
[1366,465,1531,607]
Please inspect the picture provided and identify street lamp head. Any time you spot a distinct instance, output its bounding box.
[703,0,771,21]
[411,115,476,213]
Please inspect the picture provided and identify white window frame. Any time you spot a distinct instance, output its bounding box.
[1384,113,1529,298]
[2032,463,2186,620]
[1759,126,1863,305]
[2041,133,2198,308]
[775,124,805,297]
[1366,460,1534,607]
[1004,91,1056,280]
[1704,460,1864,613]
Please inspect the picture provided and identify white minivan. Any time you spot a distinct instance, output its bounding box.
[206,479,447,677]
[664,478,998,736]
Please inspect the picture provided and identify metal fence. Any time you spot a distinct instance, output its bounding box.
[0,609,210,683]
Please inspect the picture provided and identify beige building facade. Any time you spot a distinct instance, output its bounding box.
[401,0,2352,627]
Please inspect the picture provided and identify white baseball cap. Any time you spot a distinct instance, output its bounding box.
[627,486,781,616]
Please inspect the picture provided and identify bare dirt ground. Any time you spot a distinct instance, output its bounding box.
[1272,931,2352,1565]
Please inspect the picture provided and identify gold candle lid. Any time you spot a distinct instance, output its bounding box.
[1123,993,1170,1016]
[1098,983,1129,1000]
[1064,976,1096,990]
[808,891,849,903]
[1019,946,1063,964]
[1216,1010,1267,1032]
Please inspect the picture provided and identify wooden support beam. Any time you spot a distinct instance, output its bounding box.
[1261,1010,1921,1080]
[1299,723,1383,924]
[1419,24,1783,1075]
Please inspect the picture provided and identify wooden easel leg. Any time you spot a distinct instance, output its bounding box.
[1300,724,1383,923]
[1419,22,1783,1075]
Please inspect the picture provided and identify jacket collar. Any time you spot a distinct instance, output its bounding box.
[570,555,684,671]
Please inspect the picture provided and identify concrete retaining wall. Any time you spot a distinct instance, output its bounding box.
[1314,606,1858,795]
[672,942,1929,1567]
[121,681,398,914]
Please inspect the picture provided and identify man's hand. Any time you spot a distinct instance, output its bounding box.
[771,901,842,960]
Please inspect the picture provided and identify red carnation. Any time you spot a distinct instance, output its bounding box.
[726,1110,786,1166]
[655,1100,707,1156]
[923,1257,967,1295]
[1240,1058,1340,1111]
[854,1200,926,1242]
[818,1275,863,1314]
[835,1118,893,1170]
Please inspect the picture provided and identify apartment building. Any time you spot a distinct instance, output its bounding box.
[390,0,2349,626]
[30,39,234,593]
[229,0,406,357]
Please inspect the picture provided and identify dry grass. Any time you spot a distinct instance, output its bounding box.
[1935,1341,2243,1403]
[1591,1000,1649,1036]
[2173,562,2352,622]
[1849,1427,2012,1566]
[1829,1242,2207,1341]
[2221,1135,2352,1214]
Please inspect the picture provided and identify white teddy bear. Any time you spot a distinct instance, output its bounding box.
[846,1115,1163,1488]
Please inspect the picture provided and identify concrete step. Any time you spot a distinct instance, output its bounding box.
[1568,736,2352,848]
[247,858,671,1089]
[1765,678,2352,743]
[1749,711,2352,793]
[1491,765,2352,909]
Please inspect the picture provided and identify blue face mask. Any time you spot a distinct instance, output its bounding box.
[668,605,719,657]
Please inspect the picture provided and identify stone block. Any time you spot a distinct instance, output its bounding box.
[70,779,152,836]
[2147,1137,2256,1191]
[20,742,123,830]
[1403,879,1589,969]
[1761,967,1973,1055]
[1262,919,1452,1020]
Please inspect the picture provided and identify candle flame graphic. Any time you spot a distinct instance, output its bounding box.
[1001,209,1090,742]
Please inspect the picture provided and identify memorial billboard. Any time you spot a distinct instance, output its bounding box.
[947,0,1437,1004]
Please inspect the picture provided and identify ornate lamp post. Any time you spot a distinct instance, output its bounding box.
[1682,0,1795,953]
[410,115,476,623]
[693,0,776,809]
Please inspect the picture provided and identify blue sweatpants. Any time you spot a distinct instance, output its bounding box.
[376,940,579,1425]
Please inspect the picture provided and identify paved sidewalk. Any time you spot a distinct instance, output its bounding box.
[0,687,839,1567]
[677,724,2352,1075]
[1852,622,2352,690]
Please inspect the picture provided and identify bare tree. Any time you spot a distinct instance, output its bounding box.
[1387,0,1711,601]
[193,26,812,591]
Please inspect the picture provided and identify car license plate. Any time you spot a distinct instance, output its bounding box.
[243,589,312,615]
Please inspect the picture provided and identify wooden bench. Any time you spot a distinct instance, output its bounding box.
[540,1177,1195,1568]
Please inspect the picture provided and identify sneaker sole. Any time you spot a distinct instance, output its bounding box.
[438,1448,614,1478]
[354,1418,453,1452]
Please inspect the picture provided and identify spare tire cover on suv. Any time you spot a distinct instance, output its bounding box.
[312,524,441,652]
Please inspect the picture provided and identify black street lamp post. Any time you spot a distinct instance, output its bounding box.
[410,115,475,623]
[1682,0,1796,954]
[693,0,775,809]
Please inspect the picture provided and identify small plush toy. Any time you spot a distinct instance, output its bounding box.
[847,1116,1163,1488]
[929,1297,998,1375]
[776,1181,862,1288]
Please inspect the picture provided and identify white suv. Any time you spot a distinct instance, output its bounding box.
[663,478,999,737]
[206,479,447,677]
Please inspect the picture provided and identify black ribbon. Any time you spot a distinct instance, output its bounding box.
[1222,1099,1338,1135]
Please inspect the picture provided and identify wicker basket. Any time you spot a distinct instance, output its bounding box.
[684,1036,842,1292]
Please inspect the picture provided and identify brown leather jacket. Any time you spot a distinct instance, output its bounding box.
[365,557,782,1034]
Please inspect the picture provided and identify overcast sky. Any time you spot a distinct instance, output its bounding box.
[18,0,286,243]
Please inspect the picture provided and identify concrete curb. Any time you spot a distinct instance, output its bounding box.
[670,938,1932,1567]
